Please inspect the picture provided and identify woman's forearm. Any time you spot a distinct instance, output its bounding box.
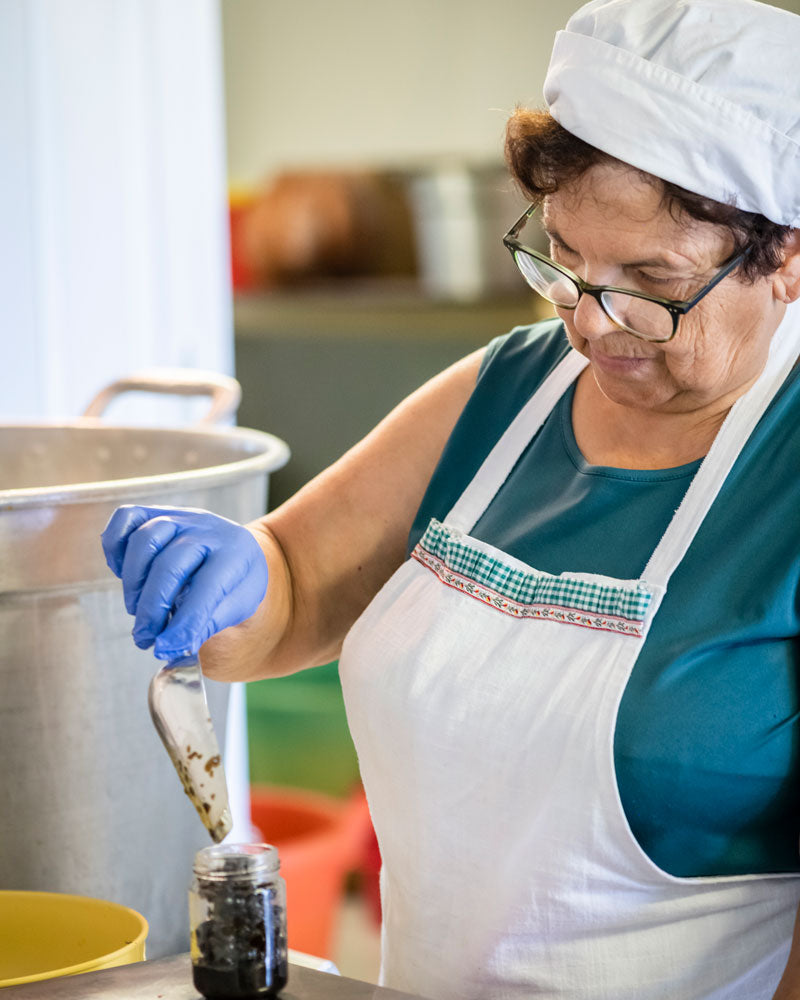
[773,903,800,999]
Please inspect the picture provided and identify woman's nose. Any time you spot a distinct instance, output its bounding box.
[570,292,618,340]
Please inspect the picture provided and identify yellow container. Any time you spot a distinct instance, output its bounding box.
[0,891,148,988]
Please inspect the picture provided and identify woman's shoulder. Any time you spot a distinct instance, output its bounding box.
[475,318,572,414]
[743,356,800,481]
[479,317,570,377]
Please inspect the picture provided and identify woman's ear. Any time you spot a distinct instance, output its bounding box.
[772,230,800,304]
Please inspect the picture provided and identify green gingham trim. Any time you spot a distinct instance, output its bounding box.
[412,520,652,637]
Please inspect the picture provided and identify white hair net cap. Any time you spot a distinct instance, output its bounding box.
[543,0,800,226]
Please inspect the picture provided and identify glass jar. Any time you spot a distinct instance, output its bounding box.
[189,843,288,999]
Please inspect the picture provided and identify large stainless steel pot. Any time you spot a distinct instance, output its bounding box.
[0,372,289,959]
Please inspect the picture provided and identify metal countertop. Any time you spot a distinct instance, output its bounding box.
[1,954,430,1000]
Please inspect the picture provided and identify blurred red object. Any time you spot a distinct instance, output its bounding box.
[361,820,382,928]
[229,190,258,291]
[229,170,416,291]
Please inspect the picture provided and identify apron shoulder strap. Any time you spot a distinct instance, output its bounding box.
[446,349,589,532]
[644,305,800,591]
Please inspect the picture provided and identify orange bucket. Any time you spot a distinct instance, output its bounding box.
[250,785,371,959]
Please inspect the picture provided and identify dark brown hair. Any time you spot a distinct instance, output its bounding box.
[504,109,792,282]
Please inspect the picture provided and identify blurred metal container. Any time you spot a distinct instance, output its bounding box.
[0,371,289,959]
[406,162,534,302]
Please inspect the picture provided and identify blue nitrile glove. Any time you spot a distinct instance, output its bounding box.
[101,505,267,660]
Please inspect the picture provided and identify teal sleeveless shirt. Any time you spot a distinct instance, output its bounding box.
[408,319,800,877]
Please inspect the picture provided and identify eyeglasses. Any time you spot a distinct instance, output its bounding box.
[503,204,751,343]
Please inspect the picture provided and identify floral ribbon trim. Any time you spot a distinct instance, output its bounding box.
[412,520,651,637]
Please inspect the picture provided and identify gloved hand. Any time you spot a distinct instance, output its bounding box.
[101,505,268,660]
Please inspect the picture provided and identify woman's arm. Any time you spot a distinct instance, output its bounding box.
[198,347,484,682]
[773,903,800,999]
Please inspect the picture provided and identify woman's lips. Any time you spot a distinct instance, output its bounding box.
[589,345,657,375]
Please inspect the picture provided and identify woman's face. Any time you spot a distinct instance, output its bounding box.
[542,162,786,416]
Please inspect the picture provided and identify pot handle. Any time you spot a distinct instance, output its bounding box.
[82,369,242,425]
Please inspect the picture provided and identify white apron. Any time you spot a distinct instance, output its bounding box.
[339,307,800,1000]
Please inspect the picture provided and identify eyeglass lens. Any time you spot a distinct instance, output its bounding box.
[513,250,674,342]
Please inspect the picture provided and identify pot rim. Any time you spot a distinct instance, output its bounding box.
[0,421,291,509]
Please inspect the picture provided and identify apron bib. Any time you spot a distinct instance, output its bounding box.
[340,308,800,1000]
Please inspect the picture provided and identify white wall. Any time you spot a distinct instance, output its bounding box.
[222,0,800,188]
[0,0,233,424]
[221,0,578,186]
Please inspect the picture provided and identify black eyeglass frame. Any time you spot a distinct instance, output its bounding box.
[502,204,752,343]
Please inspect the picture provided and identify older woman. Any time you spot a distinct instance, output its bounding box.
[102,0,800,996]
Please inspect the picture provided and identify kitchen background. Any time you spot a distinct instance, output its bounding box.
[3,0,800,984]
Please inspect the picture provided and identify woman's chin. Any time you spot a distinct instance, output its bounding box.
[589,362,670,412]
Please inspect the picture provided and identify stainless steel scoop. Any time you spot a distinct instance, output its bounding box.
[148,655,233,843]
